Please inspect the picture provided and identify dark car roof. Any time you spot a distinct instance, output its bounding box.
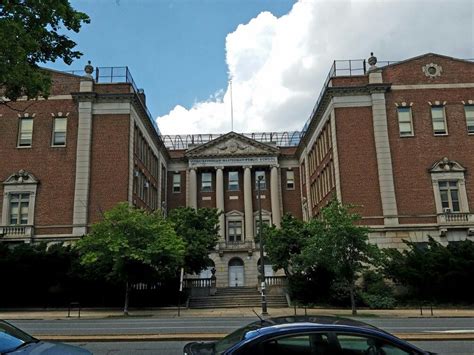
[250,316,378,330]
[241,316,387,341]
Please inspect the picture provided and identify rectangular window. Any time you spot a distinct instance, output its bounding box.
[431,106,447,135]
[52,117,67,146]
[18,118,33,147]
[228,171,239,191]
[255,171,266,190]
[397,107,414,136]
[465,105,474,133]
[201,172,212,192]
[439,181,460,212]
[9,193,29,225]
[286,170,295,189]
[228,220,242,243]
[172,173,181,193]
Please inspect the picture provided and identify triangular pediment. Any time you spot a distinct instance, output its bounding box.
[185,132,279,158]
[3,170,39,185]
[429,157,466,173]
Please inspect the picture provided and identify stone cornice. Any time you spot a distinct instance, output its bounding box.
[296,83,391,156]
[72,92,170,161]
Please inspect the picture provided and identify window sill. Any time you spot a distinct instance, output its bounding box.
[433,133,449,136]
[51,144,66,148]
[16,145,32,149]
[399,134,415,138]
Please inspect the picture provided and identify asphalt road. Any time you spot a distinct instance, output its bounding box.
[70,340,474,355]
[8,316,474,336]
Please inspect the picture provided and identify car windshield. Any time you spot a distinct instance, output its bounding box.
[0,320,37,353]
[213,321,265,353]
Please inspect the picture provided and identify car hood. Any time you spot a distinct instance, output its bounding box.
[183,341,217,355]
[7,340,91,354]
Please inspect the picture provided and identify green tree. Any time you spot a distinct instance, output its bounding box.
[301,200,381,315]
[0,0,90,101]
[264,213,310,277]
[168,207,220,274]
[383,238,474,303]
[76,203,185,315]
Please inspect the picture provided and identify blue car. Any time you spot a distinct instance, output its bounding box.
[183,316,434,355]
[0,319,91,354]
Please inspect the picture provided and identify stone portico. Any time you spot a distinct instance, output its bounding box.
[171,132,287,288]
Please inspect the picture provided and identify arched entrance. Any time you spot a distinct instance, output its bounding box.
[228,257,244,287]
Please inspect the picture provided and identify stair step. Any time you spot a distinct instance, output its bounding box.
[188,287,287,308]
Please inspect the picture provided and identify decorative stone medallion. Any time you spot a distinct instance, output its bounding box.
[422,63,442,78]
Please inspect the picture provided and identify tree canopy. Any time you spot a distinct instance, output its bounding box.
[168,207,220,274]
[76,203,185,314]
[0,0,90,101]
[265,200,381,314]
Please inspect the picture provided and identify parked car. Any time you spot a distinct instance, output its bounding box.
[184,315,434,355]
[0,319,91,354]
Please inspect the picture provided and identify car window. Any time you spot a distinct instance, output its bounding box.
[214,322,261,353]
[336,334,412,355]
[254,333,331,355]
[0,320,36,353]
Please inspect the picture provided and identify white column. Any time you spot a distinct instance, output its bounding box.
[216,167,225,239]
[270,166,281,227]
[243,166,254,240]
[188,168,197,209]
[371,90,399,226]
[72,78,94,236]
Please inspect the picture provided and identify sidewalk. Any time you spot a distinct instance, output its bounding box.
[1,306,474,320]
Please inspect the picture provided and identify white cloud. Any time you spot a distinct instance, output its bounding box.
[157,0,474,135]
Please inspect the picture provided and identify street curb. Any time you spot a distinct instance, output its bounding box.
[33,332,474,343]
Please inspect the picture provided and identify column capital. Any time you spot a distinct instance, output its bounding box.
[215,166,224,171]
[271,164,280,169]
[243,165,253,170]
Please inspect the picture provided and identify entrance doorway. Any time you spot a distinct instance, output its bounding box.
[228,258,244,287]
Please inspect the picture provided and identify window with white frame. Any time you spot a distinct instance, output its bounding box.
[1,170,38,231]
[201,172,212,192]
[255,171,266,190]
[397,107,414,136]
[429,158,469,215]
[18,118,33,147]
[172,173,181,193]
[438,181,460,212]
[9,193,30,225]
[228,220,242,243]
[431,106,447,135]
[52,117,67,146]
[286,170,295,189]
[228,171,239,191]
[465,105,474,133]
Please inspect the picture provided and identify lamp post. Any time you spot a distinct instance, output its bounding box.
[257,175,268,315]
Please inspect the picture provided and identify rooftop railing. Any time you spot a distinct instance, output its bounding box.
[64,66,161,136]
[162,130,303,150]
[301,58,474,134]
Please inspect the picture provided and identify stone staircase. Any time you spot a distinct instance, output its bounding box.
[188,286,288,309]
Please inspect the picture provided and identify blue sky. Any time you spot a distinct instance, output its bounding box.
[48,0,473,135]
[48,0,295,120]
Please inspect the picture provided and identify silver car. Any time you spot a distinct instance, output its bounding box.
[0,319,91,354]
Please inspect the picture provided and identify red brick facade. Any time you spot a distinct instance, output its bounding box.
[1,53,473,252]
